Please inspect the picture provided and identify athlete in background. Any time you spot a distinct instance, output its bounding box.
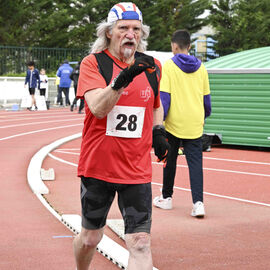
[24,61,40,111]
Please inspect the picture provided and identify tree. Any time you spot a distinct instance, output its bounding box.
[142,0,211,51]
[234,0,270,51]
[0,0,31,45]
[208,0,238,56]
[208,0,270,56]
[0,0,211,51]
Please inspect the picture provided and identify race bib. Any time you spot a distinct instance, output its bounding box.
[106,105,146,138]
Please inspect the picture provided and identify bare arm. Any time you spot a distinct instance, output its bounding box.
[153,101,164,126]
[84,86,124,119]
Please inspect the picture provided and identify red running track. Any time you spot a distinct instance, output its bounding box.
[0,108,118,270]
[1,107,270,269]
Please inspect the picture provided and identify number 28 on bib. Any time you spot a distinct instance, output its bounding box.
[106,105,146,138]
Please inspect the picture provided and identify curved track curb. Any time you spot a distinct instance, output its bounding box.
[27,133,159,269]
[27,133,82,194]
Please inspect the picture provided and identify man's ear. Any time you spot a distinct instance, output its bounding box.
[106,31,112,39]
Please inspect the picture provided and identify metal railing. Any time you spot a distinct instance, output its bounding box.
[0,45,217,75]
[0,45,89,75]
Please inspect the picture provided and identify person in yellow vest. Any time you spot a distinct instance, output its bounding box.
[153,30,211,218]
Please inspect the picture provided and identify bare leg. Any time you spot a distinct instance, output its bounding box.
[30,94,37,109]
[125,232,153,270]
[32,95,37,108]
[73,227,104,270]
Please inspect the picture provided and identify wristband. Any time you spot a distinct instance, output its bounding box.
[153,124,165,131]
[111,77,118,91]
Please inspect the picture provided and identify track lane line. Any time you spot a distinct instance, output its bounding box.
[150,150,270,166]
[53,150,80,155]
[204,156,270,166]
[152,182,270,208]
[48,153,270,207]
[0,123,83,141]
[0,111,84,123]
[49,150,270,178]
[0,118,83,129]
[152,161,270,178]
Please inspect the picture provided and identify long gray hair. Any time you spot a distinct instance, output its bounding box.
[91,21,150,54]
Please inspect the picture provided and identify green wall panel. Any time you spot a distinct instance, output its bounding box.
[204,74,270,147]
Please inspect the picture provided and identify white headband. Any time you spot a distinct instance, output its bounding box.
[107,2,143,23]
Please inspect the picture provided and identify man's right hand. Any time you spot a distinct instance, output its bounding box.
[111,55,155,90]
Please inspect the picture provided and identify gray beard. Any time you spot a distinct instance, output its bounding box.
[123,48,133,59]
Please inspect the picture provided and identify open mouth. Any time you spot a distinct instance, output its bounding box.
[122,41,136,48]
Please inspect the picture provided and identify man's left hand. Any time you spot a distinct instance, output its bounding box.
[152,125,170,165]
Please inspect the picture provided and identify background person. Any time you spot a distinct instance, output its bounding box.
[39,68,48,97]
[56,60,73,106]
[70,61,84,114]
[73,2,170,270]
[55,63,62,105]
[153,29,211,217]
[24,61,40,111]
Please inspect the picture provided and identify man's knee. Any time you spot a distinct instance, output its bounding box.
[78,228,103,249]
[125,232,151,254]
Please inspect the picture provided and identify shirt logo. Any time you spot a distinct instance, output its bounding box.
[140,87,151,102]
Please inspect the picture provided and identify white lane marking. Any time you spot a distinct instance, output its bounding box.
[204,156,270,166]
[49,150,270,178]
[152,182,270,208]
[55,148,81,151]
[48,153,78,166]
[48,153,270,208]
[0,118,83,129]
[53,150,80,155]
[152,161,270,178]
[150,150,270,166]
[0,111,84,123]
[0,124,83,141]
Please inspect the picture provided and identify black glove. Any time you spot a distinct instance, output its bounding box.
[111,55,155,90]
[152,125,170,164]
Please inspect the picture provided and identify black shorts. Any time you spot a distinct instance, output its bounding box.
[29,88,35,95]
[80,176,152,234]
[39,88,46,96]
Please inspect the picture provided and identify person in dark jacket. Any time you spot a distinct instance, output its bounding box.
[24,61,40,110]
[70,61,84,113]
[56,60,73,106]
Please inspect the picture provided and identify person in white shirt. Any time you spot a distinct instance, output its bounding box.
[39,68,48,97]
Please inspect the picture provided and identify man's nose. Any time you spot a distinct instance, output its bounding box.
[125,30,135,39]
